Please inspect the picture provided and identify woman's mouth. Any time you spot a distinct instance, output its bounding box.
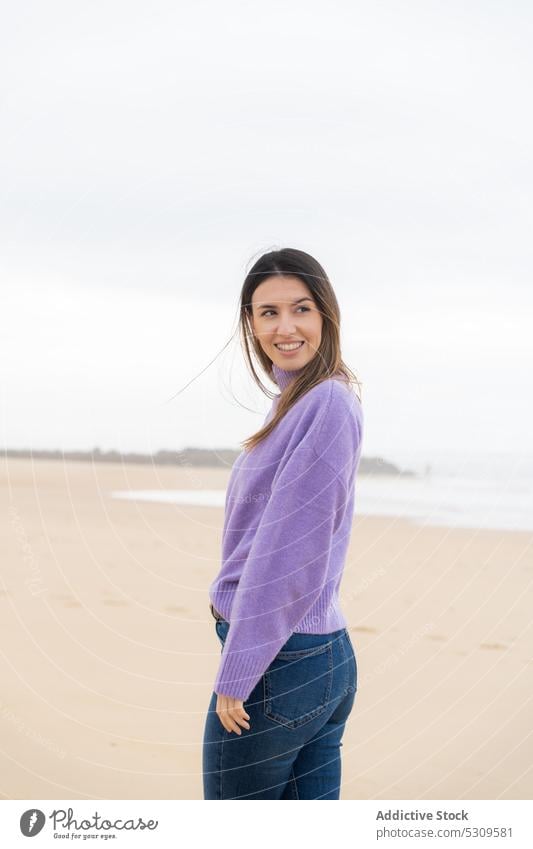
[274,341,305,356]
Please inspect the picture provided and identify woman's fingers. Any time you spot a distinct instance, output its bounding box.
[233,710,250,732]
[221,707,249,734]
[227,714,243,735]
[219,706,240,734]
[216,696,251,734]
[220,707,242,734]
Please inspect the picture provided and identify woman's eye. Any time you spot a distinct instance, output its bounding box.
[260,306,310,317]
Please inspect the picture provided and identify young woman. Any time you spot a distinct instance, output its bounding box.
[202,247,364,800]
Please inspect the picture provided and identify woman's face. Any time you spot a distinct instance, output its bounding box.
[250,275,323,371]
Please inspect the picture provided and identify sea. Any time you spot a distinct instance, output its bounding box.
[110,451,533,533]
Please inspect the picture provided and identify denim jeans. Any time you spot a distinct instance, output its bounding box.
[202,619,358,799]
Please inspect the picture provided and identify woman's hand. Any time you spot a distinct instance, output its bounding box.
[216,693,251,735]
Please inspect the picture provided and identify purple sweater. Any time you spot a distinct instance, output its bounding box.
[208,362,364,700]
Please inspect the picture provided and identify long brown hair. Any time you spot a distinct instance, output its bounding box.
[240,247,362,453]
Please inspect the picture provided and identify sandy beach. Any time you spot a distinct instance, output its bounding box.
[1,456,531,800]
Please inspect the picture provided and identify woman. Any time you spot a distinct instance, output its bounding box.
[202,247,364,800]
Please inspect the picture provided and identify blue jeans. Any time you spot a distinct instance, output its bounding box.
[202,620,358,799]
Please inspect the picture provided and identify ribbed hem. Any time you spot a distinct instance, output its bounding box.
[209,584,347,636]
[294,593,347,633]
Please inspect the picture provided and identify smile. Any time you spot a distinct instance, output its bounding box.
[274,341,304,352]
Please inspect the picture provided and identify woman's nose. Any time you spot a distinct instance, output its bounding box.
[276,313,297,335]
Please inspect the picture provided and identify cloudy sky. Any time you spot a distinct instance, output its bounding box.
[2,1,531,473]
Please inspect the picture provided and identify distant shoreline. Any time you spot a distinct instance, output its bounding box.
[2,447,417,477]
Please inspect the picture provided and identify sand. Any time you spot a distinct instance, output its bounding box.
[0,457,531,800]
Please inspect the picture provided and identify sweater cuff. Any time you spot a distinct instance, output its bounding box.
[213,650,267,701]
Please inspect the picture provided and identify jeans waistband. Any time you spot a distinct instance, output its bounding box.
[213,615,348,652]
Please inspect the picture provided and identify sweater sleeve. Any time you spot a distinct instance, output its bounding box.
[213,446,348,701]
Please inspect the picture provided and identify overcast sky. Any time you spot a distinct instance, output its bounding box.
[1,1,531,473]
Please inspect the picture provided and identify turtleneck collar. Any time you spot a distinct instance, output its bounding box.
[271,362,306,392]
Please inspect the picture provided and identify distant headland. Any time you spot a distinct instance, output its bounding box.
[3,447,417,476]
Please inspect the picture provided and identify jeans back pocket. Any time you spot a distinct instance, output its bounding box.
[264,641,334,729]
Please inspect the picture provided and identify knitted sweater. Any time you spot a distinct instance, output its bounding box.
[208,362,364,700]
